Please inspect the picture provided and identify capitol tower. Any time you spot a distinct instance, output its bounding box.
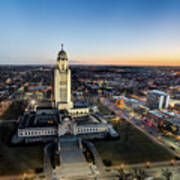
[54,44,73,110]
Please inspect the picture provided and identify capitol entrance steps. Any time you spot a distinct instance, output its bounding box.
[53,135,101,179]
[58,135,87,166]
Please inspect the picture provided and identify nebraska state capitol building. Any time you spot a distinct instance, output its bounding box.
[14,45,118,143]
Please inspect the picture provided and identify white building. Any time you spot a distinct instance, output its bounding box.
[54,44,73,110]
[54,44,89,115]
[17,111,118,141]
[14,45,118,143]
[147,90,170,110]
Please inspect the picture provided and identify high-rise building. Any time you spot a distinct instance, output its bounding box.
[147,90,170,110]
[54,44,73,110]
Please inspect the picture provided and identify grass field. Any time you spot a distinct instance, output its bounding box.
[0,123,44,175]
[94,120,175,165]
[92,97,175,166]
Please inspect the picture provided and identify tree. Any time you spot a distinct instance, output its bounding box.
[118,168,126,180]
[1,100,27,120]
[163,168,173,180]
[123,123,130,143]
[46,90,51,99]
[103,159,112,166]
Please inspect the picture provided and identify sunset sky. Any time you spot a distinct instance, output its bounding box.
[0,0,180,66]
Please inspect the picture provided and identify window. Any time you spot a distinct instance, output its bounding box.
[19,132,23,136]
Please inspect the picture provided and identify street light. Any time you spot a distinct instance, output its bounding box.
[120,163,125,169]
[170,159,176,166]
[157,136,161,140]
[30,99,36,105]
[146,161,151,168]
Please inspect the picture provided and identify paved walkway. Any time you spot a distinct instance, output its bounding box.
[53,135,99,180]
[44,143,54,180]
[0,120,17,124]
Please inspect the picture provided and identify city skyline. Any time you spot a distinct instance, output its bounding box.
[0,0,180,66]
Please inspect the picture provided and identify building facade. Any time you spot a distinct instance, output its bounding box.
[147,90,170,110]
[54,44,73,110]
[14,45,118,144]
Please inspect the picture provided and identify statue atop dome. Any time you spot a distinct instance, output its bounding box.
[57,43,68,61]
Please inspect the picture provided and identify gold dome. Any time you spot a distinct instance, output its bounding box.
[57,44,68,61]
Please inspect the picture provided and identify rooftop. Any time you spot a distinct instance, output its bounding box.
[149,90,169,96]
[19,111,59,128]
[59,136,87,166]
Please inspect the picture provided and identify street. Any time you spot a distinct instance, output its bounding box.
[100,97,180,157]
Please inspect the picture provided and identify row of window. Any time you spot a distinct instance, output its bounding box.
[77,127,106,134]
[19,129,56,136]
[71,110,88,114]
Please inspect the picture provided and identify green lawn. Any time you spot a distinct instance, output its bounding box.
[0,100,27,120]
[0,124,44,175]
[90,97,174,165]
[94,120,174,166]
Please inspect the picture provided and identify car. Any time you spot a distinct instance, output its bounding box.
[175,156,180,160]
[170,146,176,150]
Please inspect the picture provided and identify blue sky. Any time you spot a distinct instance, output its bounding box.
[0,0,180,65]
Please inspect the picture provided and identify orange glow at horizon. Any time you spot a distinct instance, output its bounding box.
[71,57,180,66]
[72,52,180,66]
[43,48,180,66]
[76,59,180,66]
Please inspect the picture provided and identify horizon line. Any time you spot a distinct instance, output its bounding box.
[0,63,180,67]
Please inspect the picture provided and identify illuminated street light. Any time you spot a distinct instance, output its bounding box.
[146,161,151,168]
[30,100,36,105]
[170,159,176,166]
[157,136,161,140]
[120,163,125,168]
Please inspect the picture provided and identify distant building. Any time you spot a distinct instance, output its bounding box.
[0,100,12,115]
[147,90,170,110]
[174,103,180,112]
[112,96,126,108]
